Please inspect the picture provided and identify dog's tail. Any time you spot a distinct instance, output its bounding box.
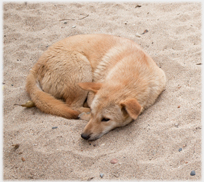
[26,70,80,119]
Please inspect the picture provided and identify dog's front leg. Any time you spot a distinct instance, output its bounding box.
[78,112,91,121]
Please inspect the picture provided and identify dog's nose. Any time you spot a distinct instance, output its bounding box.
[81,133,90,140]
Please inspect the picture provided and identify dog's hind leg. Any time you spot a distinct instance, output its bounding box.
[59,52,92,116]
[36,48,93,118]
[66,97,91,114]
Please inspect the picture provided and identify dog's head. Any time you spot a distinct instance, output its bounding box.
[78,82,143,140]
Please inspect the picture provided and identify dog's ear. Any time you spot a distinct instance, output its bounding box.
[120,98,143,120]
[78,82,103,94]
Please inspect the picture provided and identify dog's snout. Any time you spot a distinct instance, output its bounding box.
[81,133,90,140]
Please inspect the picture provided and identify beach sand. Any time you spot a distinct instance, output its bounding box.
[3,2,201,180]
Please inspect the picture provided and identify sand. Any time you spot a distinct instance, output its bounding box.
[3,2,201,180]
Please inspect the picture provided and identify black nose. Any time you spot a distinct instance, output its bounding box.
[81,133,90,140]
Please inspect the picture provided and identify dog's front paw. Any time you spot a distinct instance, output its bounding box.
[78,112,91,121]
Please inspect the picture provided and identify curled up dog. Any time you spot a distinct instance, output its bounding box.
[26,34,166,140]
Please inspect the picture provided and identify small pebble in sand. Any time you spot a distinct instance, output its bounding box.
[72,25,76,28]
[196,63,202,65]
[178,148,182,152]
[21,157,25,162]
[52,127,58,129]
[100,173,104,178]
[87,177,94,181]
[12,144,20,150]
[142,29,148,34]
[190,170,195,176]
[175,123,179,128]
[135,33,141,37]
[110,158,118,164]
[135,5,141,8]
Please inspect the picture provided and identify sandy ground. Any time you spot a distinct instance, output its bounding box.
[3,2,201,180]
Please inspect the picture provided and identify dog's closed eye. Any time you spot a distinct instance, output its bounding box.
[101,117,110,122]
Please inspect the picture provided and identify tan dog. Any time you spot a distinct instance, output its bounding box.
[26,34,166,140]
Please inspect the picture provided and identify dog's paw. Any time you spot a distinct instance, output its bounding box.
[78,112,91,121]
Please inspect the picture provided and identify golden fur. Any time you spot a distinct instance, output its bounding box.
[26,34,166,140]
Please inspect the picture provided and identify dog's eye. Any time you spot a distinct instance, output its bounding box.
[101,117,110,122]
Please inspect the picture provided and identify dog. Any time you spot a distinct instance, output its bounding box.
[26,34,166,140]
